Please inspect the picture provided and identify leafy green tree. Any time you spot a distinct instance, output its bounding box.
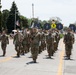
[28,18,32,27]
[2,9,9,29]
[42,20,48,27]
[0,10,2,31]
[6,1,20,33]
[49,17,62,24]
[63,26,68,31]
[20,15,28,29]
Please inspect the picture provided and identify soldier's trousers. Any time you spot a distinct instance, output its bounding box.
[26,44,30,52]
[22,44,30,54]
[65,44,72,58]
[47,45,53,57]
[56,41,59,50]
[15,45,21,57]
[31,46,39,62]
[41,41,46,51]
[39,46,42,54]
[1,43,7,56]
[54,42,57,52]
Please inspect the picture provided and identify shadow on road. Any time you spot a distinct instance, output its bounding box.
[0,55,4,57]
[43,57,54,59]
[28,56,32,58]
[64,58,75,61]
[26,61,39,65]
[12,56,21,58]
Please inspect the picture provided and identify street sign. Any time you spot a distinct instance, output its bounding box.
[31,21,41,29]
[69,24,76,32]
[56,23,63,30]
[34,22,41,29]
[43,23,51,30]
[51,23,56,28]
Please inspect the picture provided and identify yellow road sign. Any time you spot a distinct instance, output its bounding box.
[51,23,57,28]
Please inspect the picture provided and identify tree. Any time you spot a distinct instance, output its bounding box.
[2,9,9,29]
[0,11,2,31]
[6,1,20,33]
[49,17,62,24]
[28,18,32,27]
[41,20,47,27]
[20,15,28,29]
[63,26,68,31]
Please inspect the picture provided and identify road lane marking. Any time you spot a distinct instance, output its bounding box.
[0,57,12,62]
[57,39,65,75]
[0,55,16,63]
[57,50,64,75]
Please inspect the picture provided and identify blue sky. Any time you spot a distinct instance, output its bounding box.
[1,0,76,26]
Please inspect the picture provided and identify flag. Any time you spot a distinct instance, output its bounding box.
[31,22,34,28]
[56,23,63,30]
[69,24,76,32]
[16,20,20,26]
[43,23,51,30]
[30,21,35,28]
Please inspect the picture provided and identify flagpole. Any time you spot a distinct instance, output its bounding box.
[14,9,16,30]
[0,0,2,31]
[32,3,34,20]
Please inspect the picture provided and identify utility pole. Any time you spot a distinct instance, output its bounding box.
[14,9,18,30]
[0,0,2,31]
[14,9,16,30]
[32,3,34,20]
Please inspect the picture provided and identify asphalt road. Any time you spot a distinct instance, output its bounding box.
[0,35,76,75]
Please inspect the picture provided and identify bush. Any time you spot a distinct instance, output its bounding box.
[60,34,64,38]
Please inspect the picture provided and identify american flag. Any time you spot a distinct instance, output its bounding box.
[16,20,20,26]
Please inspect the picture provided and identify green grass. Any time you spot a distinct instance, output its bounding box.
[60,34,64,38]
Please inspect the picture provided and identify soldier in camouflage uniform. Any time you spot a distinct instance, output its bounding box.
[37,29,42,54]
[46,30,54,58]
[30,28,40,63]
[50,29,57,55]
[54,30,60,51]
[55,31,60,51]
[38,29,46,54]
[22,29,30,55]
[0,30,9,56]
[41,30,46,51]
[13,29,24,57]
[63,28,75,59]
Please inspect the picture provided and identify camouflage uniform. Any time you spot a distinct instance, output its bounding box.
[46,31,54,58]
[63,30,75,59]
[22,30,30,54]
[30,28,40,63]
[0,32,9,56]
[41,32,46,51]
[56,32,60,49]
[13,31,23,57]
[38,31,42,54]
[54,32,60,51]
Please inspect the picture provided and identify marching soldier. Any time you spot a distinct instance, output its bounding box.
[56,32,60,49]
[55,30,60,51]
[22,29,30,55]
[51,29,57,54]
[38,29,46,54]
[63,28,75,59]
[30,28,40,63]
[41,31,46,51]
[46,30,54,58]
[13,29,24,57]
[0,30,9,56]
[37,29,42,54]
